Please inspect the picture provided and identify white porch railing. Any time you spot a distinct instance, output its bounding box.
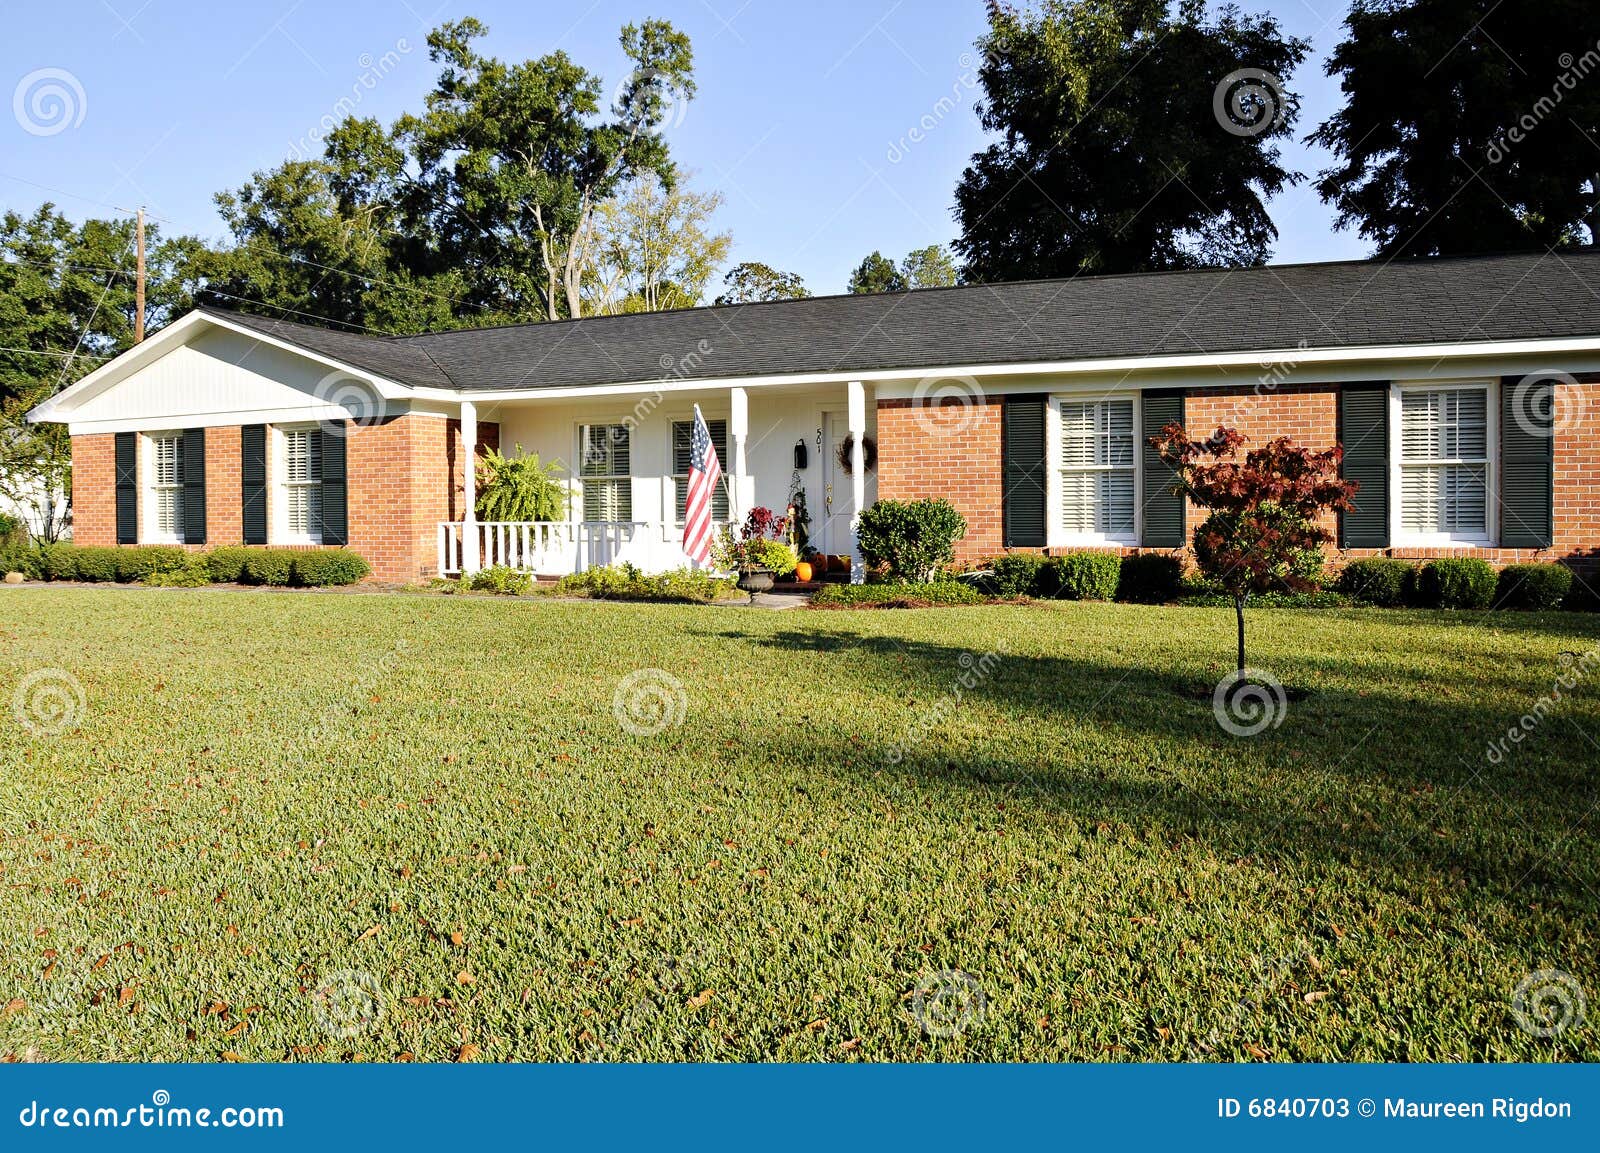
[437,520,650,577]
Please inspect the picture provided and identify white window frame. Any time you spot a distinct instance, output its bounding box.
[1389,379,1496,548]
[273,424,324,545]
[1047,391,1141,548]
[577,422,633,523]
[668,414,730,528]
[142,431,186,544]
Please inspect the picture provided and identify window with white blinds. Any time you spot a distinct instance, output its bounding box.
[1057,398,1136,541]
[672,418,728,524]
[281,427,323,542]
[579,424,632,522]
[1398,387,1489,540]
[149,433,185,541]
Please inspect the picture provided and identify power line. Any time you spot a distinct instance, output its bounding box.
[0,344,115,360]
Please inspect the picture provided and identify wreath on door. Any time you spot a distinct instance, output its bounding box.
[835,434,877,475]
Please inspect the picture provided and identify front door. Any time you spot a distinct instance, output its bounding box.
[820,411,876,556]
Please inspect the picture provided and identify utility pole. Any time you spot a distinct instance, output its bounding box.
[134,207,146,344]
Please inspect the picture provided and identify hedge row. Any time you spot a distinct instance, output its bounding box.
[983,552,1184,603]
[1337,557,1576,611]
[1,543,369,587]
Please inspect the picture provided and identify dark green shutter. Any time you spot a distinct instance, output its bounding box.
[182,427,207,544]
[319,422,348,545]
[1500,375,1554,547]
[1338,384,1389,548]
[1139,391,1185,547]
[241,425,267,545]
[1002,395,1047,548]
[114,431,137,544]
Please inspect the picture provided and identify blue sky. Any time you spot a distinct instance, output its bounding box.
[2,1,1368,299]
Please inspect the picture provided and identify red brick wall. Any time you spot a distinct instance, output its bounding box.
[69,433,118,546]
[67,416,499,583]
[876,381,1600,571]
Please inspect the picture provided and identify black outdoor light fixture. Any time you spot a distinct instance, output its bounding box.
[793,439,808,469]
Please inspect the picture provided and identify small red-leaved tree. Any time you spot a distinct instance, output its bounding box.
[1150,425,1358,676]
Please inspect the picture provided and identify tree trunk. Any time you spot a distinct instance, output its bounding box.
[1234,592,1247,677]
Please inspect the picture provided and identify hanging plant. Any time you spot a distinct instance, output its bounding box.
[835,434,877,475]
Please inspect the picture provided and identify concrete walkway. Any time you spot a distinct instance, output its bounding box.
[711,590,812,610]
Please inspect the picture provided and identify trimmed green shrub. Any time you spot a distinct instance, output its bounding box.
[36,544,78,581]
[113,545,189,582]
[855,499,967,582]
[1564,575,1600,612]
[1414,557,1496,610]
[69,547,121,582]
[554,564,735,604]
[1116,553,1184,603]
[0,540,42,579]
[203,547,255,583]
[241,550,296,587]
[0,513,25,548]
[464,564,533,596]
[1044,552,1121,601]
[1336,558,1416,607]
[810,580,983,608]
[291,551,371,587]
[1494,563,1573,611]
[986,553,1048,598]
[145,556,213,587]
[1179,581,1351,609]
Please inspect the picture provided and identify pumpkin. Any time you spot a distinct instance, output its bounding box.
[794,561,814,582]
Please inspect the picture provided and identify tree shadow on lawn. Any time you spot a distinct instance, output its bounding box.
[709,625,1600,914]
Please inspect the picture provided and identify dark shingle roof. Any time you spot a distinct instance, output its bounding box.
[201,307,458,390]
[205,250,1600,392]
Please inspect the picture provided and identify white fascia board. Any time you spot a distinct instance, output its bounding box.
[453,335,1600,403]
[27,310,420,424]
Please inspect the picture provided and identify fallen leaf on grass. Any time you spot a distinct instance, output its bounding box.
[687,989,714,1009]
[3,999,24,1017]
[455,971,475,986]
[358,924,382,941]
[455,1043,480,1062]
[449,931,464,947]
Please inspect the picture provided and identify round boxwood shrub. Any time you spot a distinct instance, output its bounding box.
[1045,552,1121,600]
[292,550,371,587]
[203,546,255,583]
[241,550,296,586]
[114,545,189,582]
[1336,557,1416,607]
[1494,562,1573,611]
[985,554,1048,598]
[1116,553,1184,603]
[855,498,967,582]
[1414,557,1496,610]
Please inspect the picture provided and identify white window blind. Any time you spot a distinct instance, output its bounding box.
[151,433,184,541]
[580,424,632,522]
[1399,388,1488,538]
[282,427,323,541]
[1058,399,1136,539]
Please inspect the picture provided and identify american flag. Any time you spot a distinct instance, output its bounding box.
[682,404,723,566]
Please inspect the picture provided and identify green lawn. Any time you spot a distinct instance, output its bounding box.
[1,586,1597,1062]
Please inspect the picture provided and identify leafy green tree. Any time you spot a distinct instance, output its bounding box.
[899,244,958,288]
[586,173,732,313]
[1311,0,1600,255]
[847,251,905,294]
[954,0,1308,279]
[713,262,810,304]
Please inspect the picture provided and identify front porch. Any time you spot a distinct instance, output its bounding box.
[440,378,877,579]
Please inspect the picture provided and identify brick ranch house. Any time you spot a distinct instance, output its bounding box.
[27,250,1600,584]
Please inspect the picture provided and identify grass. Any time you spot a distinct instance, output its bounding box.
[1,586,1597,1063]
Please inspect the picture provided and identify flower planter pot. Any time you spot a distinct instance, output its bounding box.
[737,567,775,595]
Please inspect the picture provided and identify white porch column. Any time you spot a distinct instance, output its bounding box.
[729,386,749,525]
[460,399,480,576]
[847,380,866,584]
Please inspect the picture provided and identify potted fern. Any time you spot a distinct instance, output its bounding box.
[476,445,569,522]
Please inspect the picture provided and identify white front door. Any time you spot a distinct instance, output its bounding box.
[820,411,876,555]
